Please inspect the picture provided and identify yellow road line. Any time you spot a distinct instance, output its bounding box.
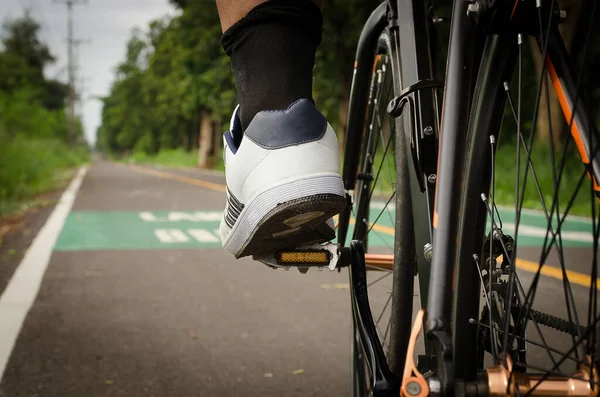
[123,164,226,193]
[515,258,599,289]
[350,221,597,288]
[123,164,597,289]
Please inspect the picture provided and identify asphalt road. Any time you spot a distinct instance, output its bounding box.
[0,160,596,396]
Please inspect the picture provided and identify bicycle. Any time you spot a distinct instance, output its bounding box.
[337,0,600,395]
[257,0,599,395]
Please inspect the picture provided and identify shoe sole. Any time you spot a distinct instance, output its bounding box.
[238,193,346,258]
[222,173,346,258]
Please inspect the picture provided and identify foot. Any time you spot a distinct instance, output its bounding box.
[219,99,346,259]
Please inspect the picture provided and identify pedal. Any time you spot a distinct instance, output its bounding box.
[253,243,347,272]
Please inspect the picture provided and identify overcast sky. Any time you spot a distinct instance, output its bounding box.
[1,0,177,145]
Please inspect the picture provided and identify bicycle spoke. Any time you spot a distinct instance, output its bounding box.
[481,198,559,366]
[368,271,392,288]
[366,264,394,272]
[471,320,577,364]
[588,188,599,366]
[483,1,600,381]
[384,318,392,358]
[474,254,500,358]
[506,32,524,359]
[482,190,557,367]
[528,314,600,395]
[366,123,395,210]
[509,0,566,365]
[375,292,393,328]
[374,292,393,352]
[375,106,396,192]
[539,126,600,266]
[364,82,394,212]
[364,222,394,252]
[489,133,501,360]
[367,191,396,236]
[538,2,584,357]
[374,110,396,230]
[455,0,600,387]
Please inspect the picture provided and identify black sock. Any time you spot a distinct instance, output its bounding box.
[221,0,323,132]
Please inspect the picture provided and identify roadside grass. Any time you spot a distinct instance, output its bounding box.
[493,144,590,217]
[369,142,592,217]
[0,134,90,216]
[130,149,198,168]
[124,148,225,171]
[123,142,592,217]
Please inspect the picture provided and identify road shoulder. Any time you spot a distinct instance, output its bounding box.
[0,169,82,297]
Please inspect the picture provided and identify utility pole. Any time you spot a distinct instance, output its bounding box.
[73,39,91,114]
[55,0,88,147]
[77,76,91,116]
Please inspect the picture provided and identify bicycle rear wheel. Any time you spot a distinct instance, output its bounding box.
[454,0,600,387]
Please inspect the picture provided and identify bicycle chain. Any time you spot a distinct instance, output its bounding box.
[491,281,590,338]
[529,308,589,338]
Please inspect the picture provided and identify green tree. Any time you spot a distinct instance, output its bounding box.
[0,13,68,110]
[0,13,89,214]
[99,2,236,160]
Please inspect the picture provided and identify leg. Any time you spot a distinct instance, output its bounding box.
[216,0,323,32]
[215,0,267,32]
[216,0,346,260]
[218,0,324,131]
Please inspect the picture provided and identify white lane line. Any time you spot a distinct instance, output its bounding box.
[501,222,595,243]
[154,229,190,243]
[0,166,87,379]
[497,205,594,224]
[187,229,219,243]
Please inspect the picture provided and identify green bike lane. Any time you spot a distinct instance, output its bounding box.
[0,161,596,396]
[54,179,597,282]
[53,193,595,252]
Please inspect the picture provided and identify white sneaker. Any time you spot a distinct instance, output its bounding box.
[219,99,346,258]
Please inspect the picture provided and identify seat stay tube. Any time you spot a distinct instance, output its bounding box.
[427,0,484,394]
[393,0,441,325]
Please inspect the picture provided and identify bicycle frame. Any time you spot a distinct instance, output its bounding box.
[345,0,600,396]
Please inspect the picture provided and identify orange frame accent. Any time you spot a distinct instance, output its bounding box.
[546,54,600,193]
[546,57,589,164]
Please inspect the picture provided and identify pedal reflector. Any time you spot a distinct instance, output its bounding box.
[278,250,331,265]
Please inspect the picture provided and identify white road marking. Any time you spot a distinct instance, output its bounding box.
[154,229,190,243]
[500,223,594,243]
[498,205,594,224]
[168,212,222,222]
[139,211,222,222]
[187,229,219,243]
[0,167,87,379]
[370,201,594,243]
[139,212,157,222]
